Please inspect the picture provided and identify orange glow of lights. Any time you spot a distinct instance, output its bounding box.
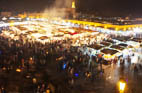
[119,81,126,91]
[16,68,21,72]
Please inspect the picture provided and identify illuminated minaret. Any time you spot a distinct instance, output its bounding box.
[71,0,76,18]
[72,0,76,9]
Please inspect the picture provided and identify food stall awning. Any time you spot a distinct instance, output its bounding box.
[39,36,49,40]
[100,42,111,46]
[126,41,140,48]
[89,44,104,50]
[110,45,124,50]
[101,48,119,55]
[118,43,128,47]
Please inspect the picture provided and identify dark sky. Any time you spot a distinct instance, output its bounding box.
[0,0,142,16]
[78,0,142,16]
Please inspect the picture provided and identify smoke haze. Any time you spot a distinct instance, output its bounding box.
[42,0,72,18]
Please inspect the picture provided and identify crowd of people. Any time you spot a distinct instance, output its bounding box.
[0,31,107,93]
[0,24,142,93]
[119,50,142,74]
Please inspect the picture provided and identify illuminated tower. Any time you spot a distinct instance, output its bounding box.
[72,0,76,9]
[54,0,76,18]
[71,0,76,18]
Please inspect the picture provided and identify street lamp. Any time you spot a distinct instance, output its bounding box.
[118,81,126,93]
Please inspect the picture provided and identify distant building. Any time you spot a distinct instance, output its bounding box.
[135,18,142,21]
[17,12,41,18]
[27,13,42,18]
[1,12,12,17]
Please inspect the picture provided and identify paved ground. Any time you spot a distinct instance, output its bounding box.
[79,60,142,93]
[0,57,142,93]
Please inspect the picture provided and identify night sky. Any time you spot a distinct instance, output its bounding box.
[0,0,142,16]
